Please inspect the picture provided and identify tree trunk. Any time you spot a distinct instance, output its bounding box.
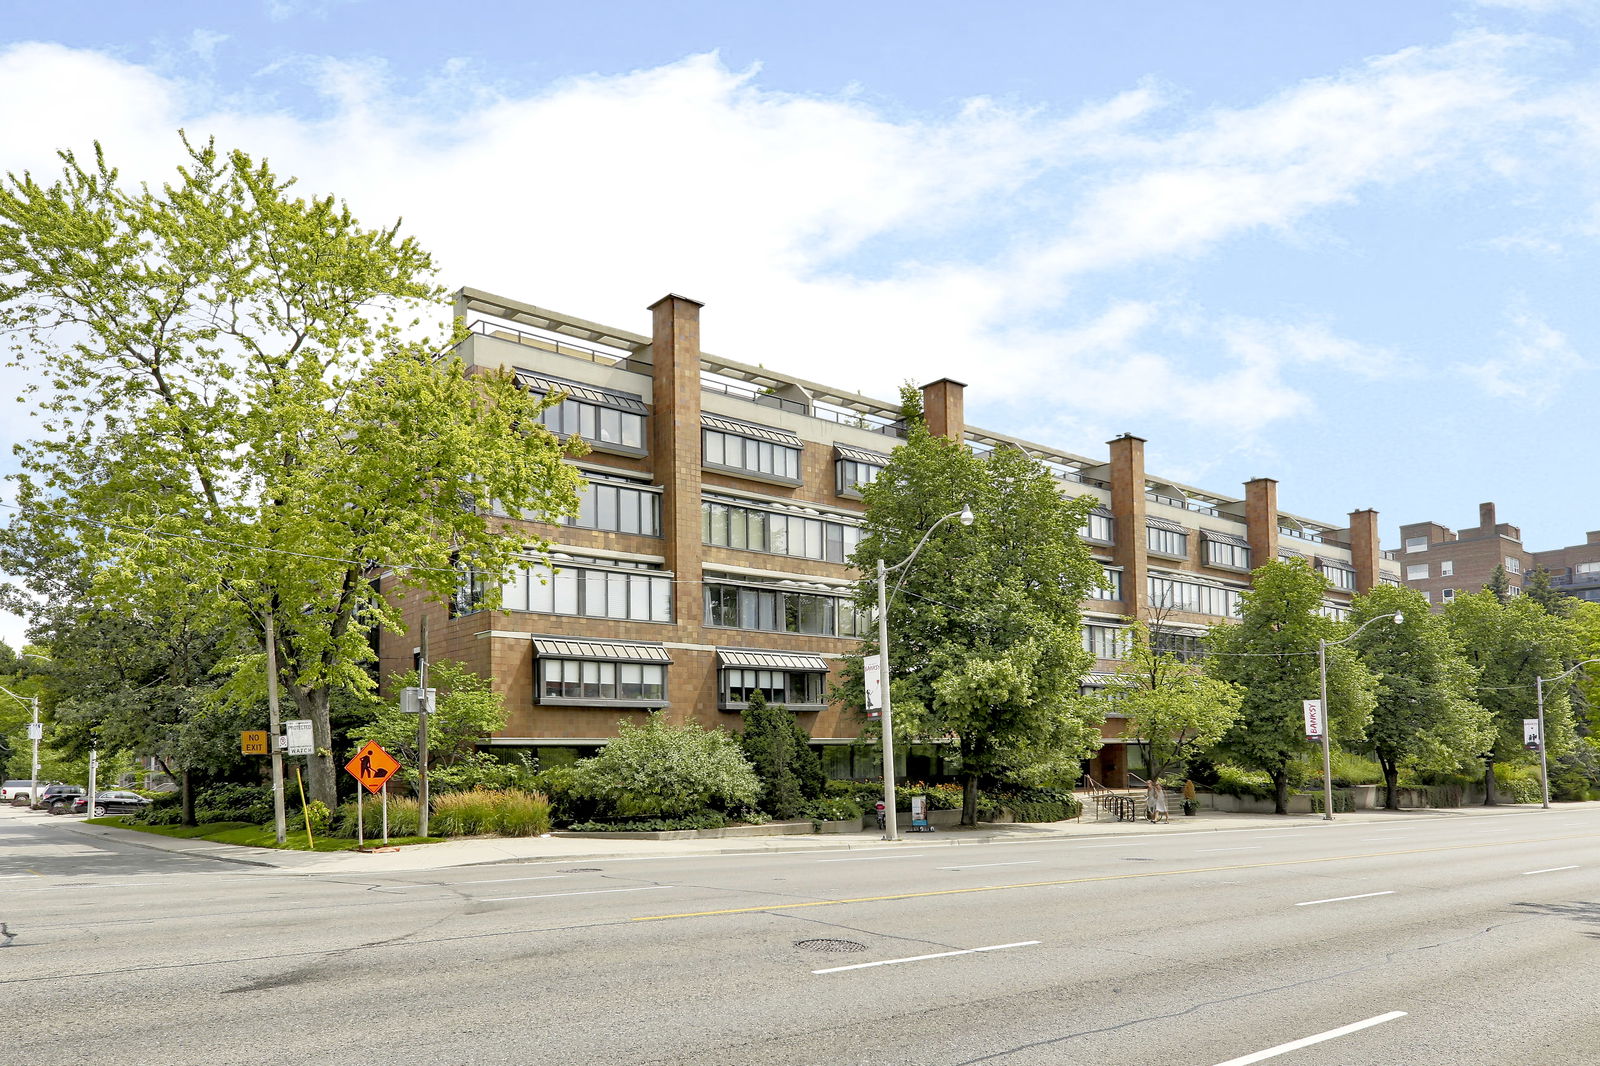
[295,685,338,809]
[1483,758,1498,806]
[180,769,196,827]
[961,772,980,827]
[1381,757,1400,811]
[1272,769,1290,815]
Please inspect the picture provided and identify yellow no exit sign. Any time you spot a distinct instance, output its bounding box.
[241,730,270,755]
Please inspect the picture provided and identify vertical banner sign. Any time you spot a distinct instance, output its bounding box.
[863,654,882,716]
[1524,719,1542,751]
[911,795,928,829]
[284,719,315,756]
[1302,699,1325,740]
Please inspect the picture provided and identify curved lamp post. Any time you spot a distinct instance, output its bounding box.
[876,504,974,841]
[1534,658,1600,809]
[1317,610,1403,821]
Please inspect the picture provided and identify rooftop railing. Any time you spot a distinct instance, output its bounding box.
[1147,491,1222,517]
[468,319,628,366]
[700,378,809,416]
[1279,525,1326,544]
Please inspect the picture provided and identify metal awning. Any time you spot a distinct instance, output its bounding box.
[533,638,672,663]
[1278,547,1306,559]
[717,648,830,671]
[1090,505,1113,518]
[834,443,893,465]
[514,370,648,413]
[700,413,803,447]
[1082,672,1123,686]
[1201,529,1252,549]
[1145,516,1188,534]
[1316,555,1356,572]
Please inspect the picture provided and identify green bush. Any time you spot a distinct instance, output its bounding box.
[1212,764,1273,800]
[1327,751,1384,787]
[194,783,281,824]
[429,751,541,794]
[1307,789,1355,814]
[566,811,726,832]
[566,715,761,820]
[988,786,1082,822]
[805,796,863,822]
[131,791,182,825]
[331,795,422,838]
[432,789,552,837]
[739,691,824,820]
[532,764,601,827]
[1494,763,1541,804]
[300,800,332,836]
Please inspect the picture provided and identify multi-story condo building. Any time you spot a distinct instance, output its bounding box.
[378,288,1403,787]
[1398,502,1600,608]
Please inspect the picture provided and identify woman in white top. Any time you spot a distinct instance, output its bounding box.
[1146,778,1169,822]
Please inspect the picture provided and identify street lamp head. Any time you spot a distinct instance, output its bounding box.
[958,504,974,527]
[1392,611,1404,625]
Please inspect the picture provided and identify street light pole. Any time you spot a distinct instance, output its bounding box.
[1534,658,1600,810]
[875,505,974,842]
[1317,610,1403,821]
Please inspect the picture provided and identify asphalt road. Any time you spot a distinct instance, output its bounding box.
[4,804,1597,1065]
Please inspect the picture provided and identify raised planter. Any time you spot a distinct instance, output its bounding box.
[858,808,963,831]
[554,820,816,841]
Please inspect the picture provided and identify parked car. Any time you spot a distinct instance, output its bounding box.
[38,785,84,813]
[71,791,153,817]
[1,780,40,805]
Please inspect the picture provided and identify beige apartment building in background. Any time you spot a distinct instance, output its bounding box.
[378,288,1403,786]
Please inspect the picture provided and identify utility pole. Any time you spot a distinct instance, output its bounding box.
[264,609,288,844]
[418,614,430,839]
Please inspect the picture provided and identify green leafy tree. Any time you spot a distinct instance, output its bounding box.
[1348,585,1492,809]
[739,690,824,820]
[351,660,518,794]
[842,401,1102,826]
[1101,621,1242,782]
[572,715,761,819]
[0,136,582,806]
[1522,566,1570,616]
[1445,590,1578,804]
[1206,559,1376,814]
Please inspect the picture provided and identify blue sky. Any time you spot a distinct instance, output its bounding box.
[4,0,1600,642]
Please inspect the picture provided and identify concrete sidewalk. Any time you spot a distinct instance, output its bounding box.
[39,798,1596,876]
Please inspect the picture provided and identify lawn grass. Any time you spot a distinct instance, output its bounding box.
[88,816,438,852]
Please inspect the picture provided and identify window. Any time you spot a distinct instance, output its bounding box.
[539,398,645,451]
[539,660,666,704]
[720,668,826,708]
[1505,557,1523,575]
[1319,602,1351,622]
[1147,524,1188,558]
[1506,584,1523,597]
[1578,561,1600,575]
[1319,561,1357,591]
[1092,566,1123,601]
[501,555,673,623]
[1152,628,1206,662]
[1203,536,1251,571]
[702,497,862,563]
[1147,576,1242,617]
[702,582,867,637]
[1405,536,1428,553]
[704,428,802,481]
[568,477,662,536]
[836,458,885,496]
[1082,624,1131,660]
[1405,564,1428,581]
[1419,590,1431,603]
[1441,588,1455,603]
[1080,509,1114,544]
[1439,560,1454,577]
[1379,575,1402,587]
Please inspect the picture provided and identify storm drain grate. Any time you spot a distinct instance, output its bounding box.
[795,938,867,954]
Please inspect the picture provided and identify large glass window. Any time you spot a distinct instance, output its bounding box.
[1152,628,1206,662]
[539,659,666,703]
[720,669,826,707]
[1406,563,1429,581]
[1147,576,1242,617]
[703,582,867,637]
[704,429,801,481]
[1092,567,1123,601]
[1578,561,1600,575]
[1147,525,1188,558]
[1505,556,1523,575]
[1082,624,1130,660]
[1320,562,1357,591]
[501,556,672,623]
[568,478,662,536]
[1404,536,1428,553]
[702,498,861,563]
[540,398,644,450]
[1203,538,1251,570]
[1080,511,1114,543]
[837,459,885,496]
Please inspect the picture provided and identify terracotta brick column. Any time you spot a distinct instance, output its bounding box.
[648,294,705,649]
[1347,508,1380,594]
[921,378,966,441]
[1244,478,1279,574]
[1108,434,1147,619]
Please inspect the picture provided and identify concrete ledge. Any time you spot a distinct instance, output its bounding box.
[554,820,819,841]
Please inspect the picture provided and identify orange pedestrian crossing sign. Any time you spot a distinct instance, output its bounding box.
[345,741,401,795]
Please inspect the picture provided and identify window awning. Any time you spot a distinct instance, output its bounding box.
[717,648,830,671]
[514,370,648,413]
[1090,505,1113,518]
[1145,516,1188,534]
[701,413,802,447]
[1201,529,1252,549]
[533,638,672,663]
[834,443,892,465]
[1316,555,1356,572]
[1082,672,1122,686]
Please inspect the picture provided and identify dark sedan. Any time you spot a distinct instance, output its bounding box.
[71,791,153,817]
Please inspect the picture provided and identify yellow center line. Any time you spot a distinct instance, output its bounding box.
[630,830,1598,922]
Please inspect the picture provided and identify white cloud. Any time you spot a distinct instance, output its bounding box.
[1460,305,1588,400]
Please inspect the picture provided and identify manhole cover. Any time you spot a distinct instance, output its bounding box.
[795,938,867,954]
[560,868,602,873]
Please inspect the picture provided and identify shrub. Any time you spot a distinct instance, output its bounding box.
[132,791,182,825]
[300,800,332,836]
[1212,764,1273,800]
[533,764,601,827]
[570,715,761,820]
[1308,790,1355,814]
[739,692,824,820]
[805,796,863,822]
[1326,751,1384,788]
[1493,763,1541,804]
[331,795,422,838]
[431,789,551,837]
[566,811,725,833]
[194,783,280,824]
[429,752,541,794]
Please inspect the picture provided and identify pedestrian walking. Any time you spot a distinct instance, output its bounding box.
[1146,778,1169,823]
